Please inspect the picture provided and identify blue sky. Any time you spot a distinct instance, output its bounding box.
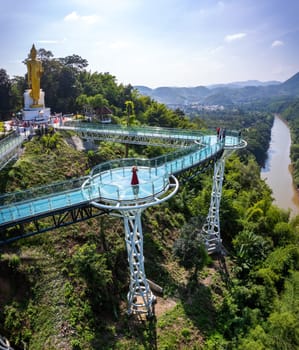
[1,0,298,87]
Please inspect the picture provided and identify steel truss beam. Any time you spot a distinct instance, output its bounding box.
[176,149,224,181]
[90,175,179,317]
[122,209,155,316]
[201,157,225,254]
[0,204,108,246]
[72,129,193,148]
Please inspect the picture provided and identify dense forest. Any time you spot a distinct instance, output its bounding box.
[0,49,299,349]
[280,98,299,187]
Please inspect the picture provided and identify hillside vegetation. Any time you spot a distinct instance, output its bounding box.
[280,98,299,187]
[0,49,299,349]
[1,120,299,349]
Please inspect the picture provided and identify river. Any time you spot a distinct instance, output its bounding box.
[261,115,299,217]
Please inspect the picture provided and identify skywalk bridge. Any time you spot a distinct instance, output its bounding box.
[0,131,25,171]
[0,124,246,316]
[57,121,212,148]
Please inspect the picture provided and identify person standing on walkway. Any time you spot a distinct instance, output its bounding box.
[131,165,139,197]
[131,166,139,185]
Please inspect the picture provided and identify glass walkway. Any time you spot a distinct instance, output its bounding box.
[0,129,244,230]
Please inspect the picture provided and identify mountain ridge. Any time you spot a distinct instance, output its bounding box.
[134,73,299,106]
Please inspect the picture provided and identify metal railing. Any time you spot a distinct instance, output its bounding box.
[62,121,208,142]
[0,126,245,225]
[0,177,88,206]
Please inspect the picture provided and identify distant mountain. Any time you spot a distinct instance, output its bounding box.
[134,85,210,105]
[278,72,299,95]
[208,80,281,89]
[135,86,153,95]
[134,73,299,106]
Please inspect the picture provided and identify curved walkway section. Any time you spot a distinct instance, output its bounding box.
[0,127,245,230]
[56,122,208,147]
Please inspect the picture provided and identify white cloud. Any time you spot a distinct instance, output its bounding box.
[70,0,138,12]
[109,41,132,50]
[37,40,62,44]
[271,40,284,47]
[64,11,79,21]
[197,1,225,17]
[64,11,100,24]
[225,32,247,42]
[207,45,224,55]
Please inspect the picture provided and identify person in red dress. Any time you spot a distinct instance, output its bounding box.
[131,165,139,185]
[131,166,139,197]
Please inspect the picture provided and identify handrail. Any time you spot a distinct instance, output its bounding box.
[90,143,201,177]
[0,133,242,207]
[0,124,245,227]
[63,121,208,140]
[82,171,170,203]
[62,121,242,139]
[0,132,23,155]
[0,131,17,146]
[0,177,88,206]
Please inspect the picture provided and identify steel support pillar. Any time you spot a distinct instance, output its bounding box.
[122,209,155,316]
[202,156,225,254]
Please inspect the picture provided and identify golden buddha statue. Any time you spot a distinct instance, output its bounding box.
[27,44,43,107]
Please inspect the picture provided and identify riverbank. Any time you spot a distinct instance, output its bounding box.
[261,114,299,217]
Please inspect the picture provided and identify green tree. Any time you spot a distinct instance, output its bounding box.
[267,311,299,349]
[144,101,171,127]
[233,230,271,278]
[0,69,11,119]
[76,93,89,114]
[10,76,26,113]
[173,218,209,278]
[88,93,108,110]
[56,66,80,112]
[271,222,296,247]
[59,54,88,71]
[72,243,112,306]
[125,100,134,126]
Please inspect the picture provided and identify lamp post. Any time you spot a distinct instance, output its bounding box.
[16,111,22,122]
[38,110,44,122]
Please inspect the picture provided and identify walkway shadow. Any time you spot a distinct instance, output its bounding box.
[143,231,180,296]
[93,312,158,350]
[180,252,231,337]
[180,280,217,335]
[126,314,158,350]
[216,250,232,288]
